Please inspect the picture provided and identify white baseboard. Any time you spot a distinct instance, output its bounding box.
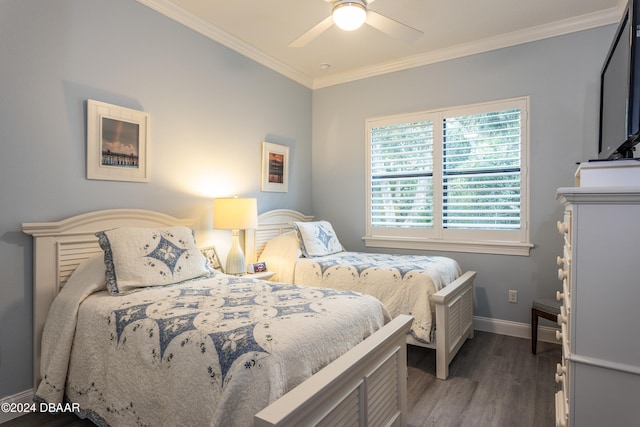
[0,389,34,424]
[474,315,560,344]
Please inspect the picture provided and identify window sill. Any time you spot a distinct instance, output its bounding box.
[363,236,534,256]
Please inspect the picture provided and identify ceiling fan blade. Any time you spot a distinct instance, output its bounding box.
[366,10,423,43]
[289,15,334,48]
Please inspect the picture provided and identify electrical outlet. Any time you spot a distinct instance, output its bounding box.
[508,290,518,303]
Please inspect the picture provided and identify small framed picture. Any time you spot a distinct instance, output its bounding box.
[201,246,223,273]
[261,142,289,192]
[248,262,268,273]
[87,99,150,182]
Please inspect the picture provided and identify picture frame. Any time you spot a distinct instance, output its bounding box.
[248,261,268,273]
[261,142,289,192]
[87,99,150,182]
[201,245,224,273]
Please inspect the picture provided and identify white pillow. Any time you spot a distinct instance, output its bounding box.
[96,226,212,295]
[293,221,344,258]
[258,231,301,282]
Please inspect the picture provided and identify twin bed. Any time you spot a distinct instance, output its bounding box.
[247,209,476,381]
[22,208,475,426]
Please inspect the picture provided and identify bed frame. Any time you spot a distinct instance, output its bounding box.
[246,209,476,380]
[22,209,413,426]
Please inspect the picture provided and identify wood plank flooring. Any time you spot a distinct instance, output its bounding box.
[2,331,560,427]
[406,331,561,427]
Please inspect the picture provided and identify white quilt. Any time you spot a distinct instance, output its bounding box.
[293,252,461,343]
[35,257,390,427]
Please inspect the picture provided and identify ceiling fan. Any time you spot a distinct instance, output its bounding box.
[289,0,423,48]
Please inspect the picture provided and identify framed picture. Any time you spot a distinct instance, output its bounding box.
[248,261,268,273]
[201,246,224,273]
[261,142,289,192]
[87,99,150,182]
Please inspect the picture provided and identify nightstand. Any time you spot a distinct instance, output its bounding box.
[245,271,275,280]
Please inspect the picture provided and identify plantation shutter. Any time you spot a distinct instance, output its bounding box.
[370,119,434,229]
[365,97,530,255]
[442,109,521,230]
[442,108,522,230]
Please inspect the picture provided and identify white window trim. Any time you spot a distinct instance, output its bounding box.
[363,236,534,256]
[364,96,533,256]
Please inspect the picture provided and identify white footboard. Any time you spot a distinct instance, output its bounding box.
[255,314,414,427]
[405,270,476,380]
[432,270,476,380]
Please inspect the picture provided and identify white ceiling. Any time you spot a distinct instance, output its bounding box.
[138,0,624,89]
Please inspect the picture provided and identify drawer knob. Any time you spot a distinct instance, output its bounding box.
[558,313,567,325]
[555,373,563,383]
[556,291,564,302]
[557,220,569,235]
[556,363,567,376]
[556,256,566,266]
[556,330,562,341]
[558,268,568,281]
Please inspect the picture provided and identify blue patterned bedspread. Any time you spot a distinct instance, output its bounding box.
[36,267,389,427]
[294,252,461,343]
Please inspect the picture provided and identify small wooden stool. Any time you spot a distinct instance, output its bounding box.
[531,298,561,354]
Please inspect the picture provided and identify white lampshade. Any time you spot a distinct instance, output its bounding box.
[332,1,367,31]
[213,197,258,230]
[214,197,258,275]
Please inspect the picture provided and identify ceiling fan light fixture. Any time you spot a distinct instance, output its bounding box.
[332,1,367,31]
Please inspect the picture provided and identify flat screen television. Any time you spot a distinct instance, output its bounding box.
[598,0,640,159]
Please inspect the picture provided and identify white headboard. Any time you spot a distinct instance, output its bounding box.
[22,209,194,389]
[245,209,313,264]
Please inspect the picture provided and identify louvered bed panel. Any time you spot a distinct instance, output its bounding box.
[446,285,474,354]
[245,209,314,263]
[367,351,401,427]
[255,314,412,427]
[316,386,361,427]
[57,239,102,289]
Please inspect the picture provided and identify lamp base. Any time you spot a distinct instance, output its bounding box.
[225,230,246,275]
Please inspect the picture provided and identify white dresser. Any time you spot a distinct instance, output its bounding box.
[555,167,640,426]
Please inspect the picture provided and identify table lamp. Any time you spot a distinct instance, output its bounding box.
[213,197,258,275]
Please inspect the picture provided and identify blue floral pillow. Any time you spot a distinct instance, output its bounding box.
[96,226,212,295]
[293,221,344,258]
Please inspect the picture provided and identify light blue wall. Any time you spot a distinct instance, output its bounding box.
[311,26,615,325]
[0,0,311,397]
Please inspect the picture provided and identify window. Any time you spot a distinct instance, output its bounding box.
[365,97,532,255]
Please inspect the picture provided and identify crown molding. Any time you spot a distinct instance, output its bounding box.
[138,0,622,90]
[312,7,623,89]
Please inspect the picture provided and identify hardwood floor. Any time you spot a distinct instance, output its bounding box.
[406,331,561,427]
[2,331,560,427]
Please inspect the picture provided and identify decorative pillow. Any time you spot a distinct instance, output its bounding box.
[96,226,212,295]
[293,221,344,258]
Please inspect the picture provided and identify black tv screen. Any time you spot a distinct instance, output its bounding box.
[599,0,640,159]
